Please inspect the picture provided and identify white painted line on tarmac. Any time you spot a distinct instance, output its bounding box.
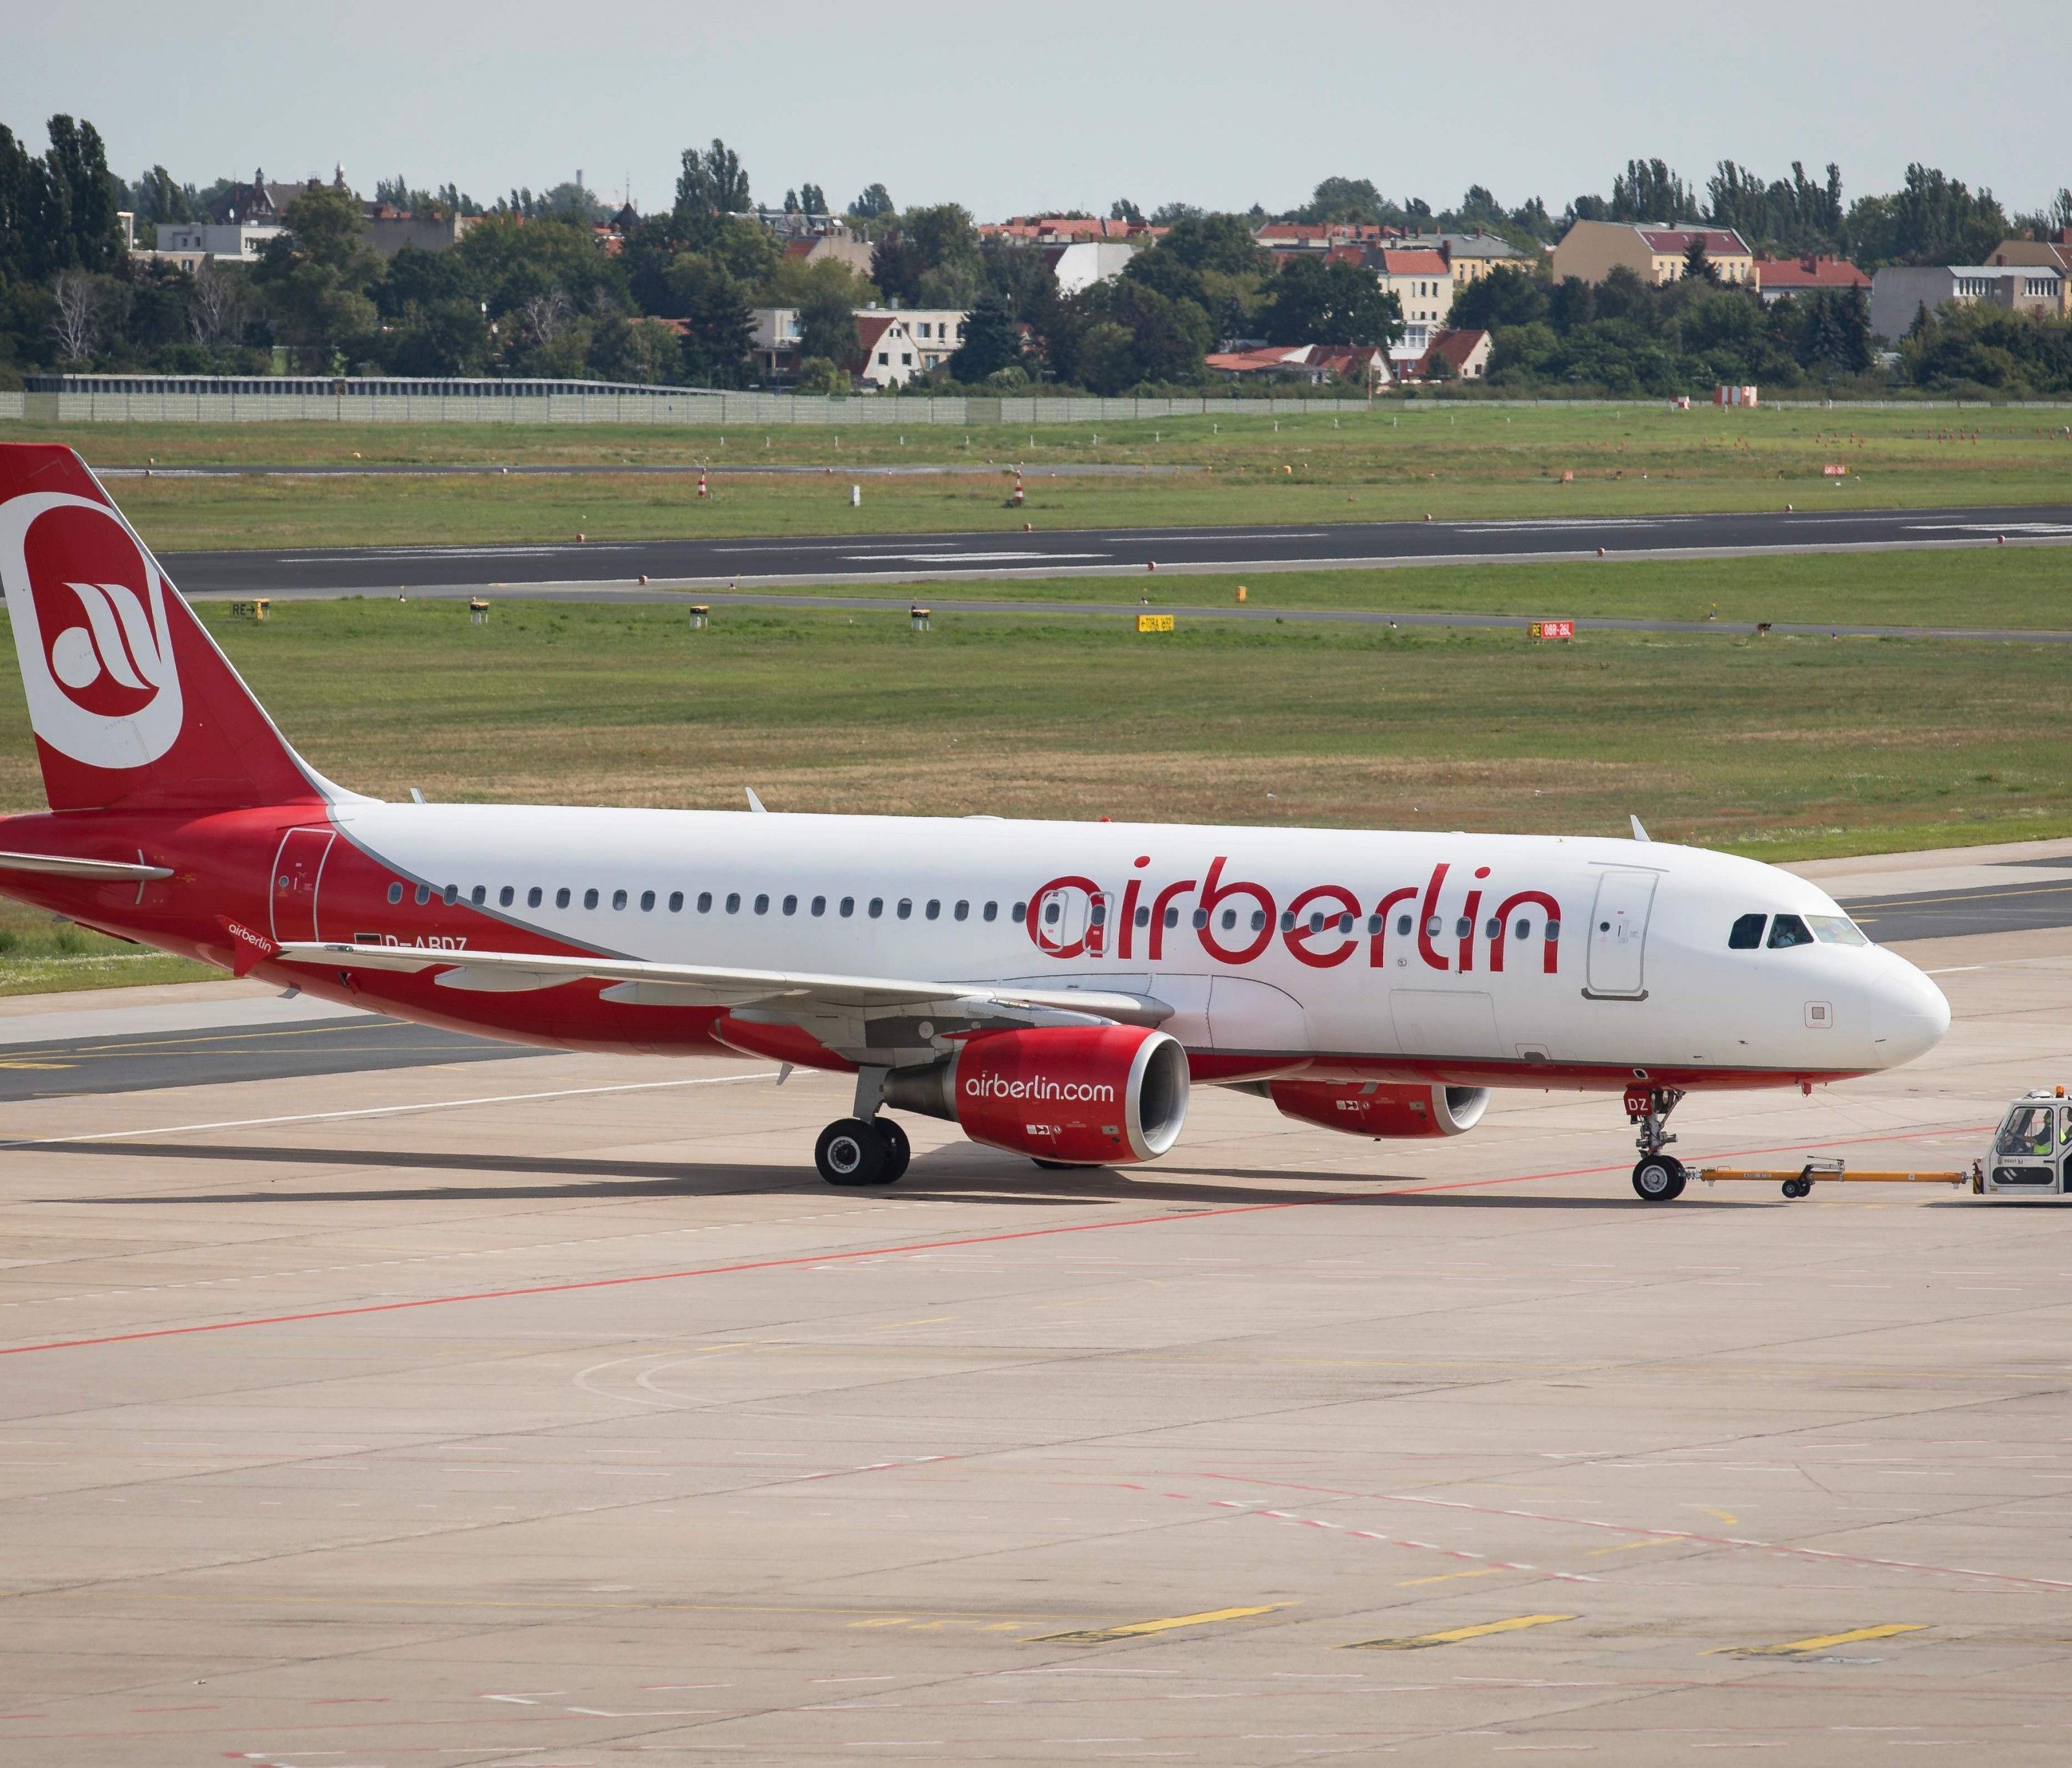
[0,1069,782,1152]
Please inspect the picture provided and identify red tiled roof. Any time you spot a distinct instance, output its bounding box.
[1638,227,1750,256]
[1751,255,1869,290]
[1424,328,1489,372]
[854,315,898,353]
[979,216,1156,242]
[782,238,816,260]
[1377,249,1450,276]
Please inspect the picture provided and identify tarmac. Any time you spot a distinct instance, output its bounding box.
[2,842,2070,1764]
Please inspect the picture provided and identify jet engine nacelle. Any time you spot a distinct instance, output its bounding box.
[884,1024,1189,1165]
[1268,1079,1490,1139]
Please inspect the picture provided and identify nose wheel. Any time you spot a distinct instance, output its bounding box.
[1632,1153,1687,1202]
[814,1115,910,1186]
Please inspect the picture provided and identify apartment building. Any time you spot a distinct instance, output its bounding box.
[1551,220,1754,287]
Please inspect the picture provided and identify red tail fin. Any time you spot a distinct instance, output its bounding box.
[0,444,332,813]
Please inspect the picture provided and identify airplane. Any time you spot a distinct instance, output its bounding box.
[0,443,1950,1198]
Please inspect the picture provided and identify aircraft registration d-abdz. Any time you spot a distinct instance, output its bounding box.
[0,445,1948,1196]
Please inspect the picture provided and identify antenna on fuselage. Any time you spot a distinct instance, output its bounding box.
[1630,814,1651,842]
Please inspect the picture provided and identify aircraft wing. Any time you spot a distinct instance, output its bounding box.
[275,940,1171,1032]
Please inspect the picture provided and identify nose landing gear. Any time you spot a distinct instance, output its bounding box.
[1627,1083,1687,1202]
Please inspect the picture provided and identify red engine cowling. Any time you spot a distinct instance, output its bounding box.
[1268,1080,1489,1139]
[884,1024,1189,1165]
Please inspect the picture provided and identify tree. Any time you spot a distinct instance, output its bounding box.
[1450,265,1548,330]
[848,183,895,221]
[1609,157,1695,223]
[385,298,491,376]
[48,269,101,361]
[949,293,1020,380]
[872,204,982,307]
[133,164,192,247]
[1796,287,1872,376]
[671,257,754,386]
[187,261,245,349]
[253,183,381,366]
[800,182,828,216]
[1298,176,1401,227]
[795,356,846,394]
[43,116,122,271]
[675,139,750,218]
[0,125,34,280]
[1261,256,1402,348]
[1110,197,1143,224]
[1682,233,1717,284]
[798,278,860,368]
[782,188,799,214]
[1845,164,2009,270]
[589,313,681,384]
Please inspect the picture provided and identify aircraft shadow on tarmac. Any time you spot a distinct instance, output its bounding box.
[44,1137,1683,1211]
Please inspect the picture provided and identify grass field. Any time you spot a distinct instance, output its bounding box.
[8,404,2068,550]
[588,546,2072,632]
[0,561,2064,845]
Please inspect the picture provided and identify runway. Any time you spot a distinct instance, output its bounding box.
[161,500,2072,599]
[2,924,2067,1764]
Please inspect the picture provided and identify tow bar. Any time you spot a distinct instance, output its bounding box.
[1693,1157,1981,1200]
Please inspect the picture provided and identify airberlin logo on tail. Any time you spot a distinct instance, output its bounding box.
[0,492,183,770]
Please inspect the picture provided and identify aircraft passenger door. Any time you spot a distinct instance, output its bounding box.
[1033,884,1090,956]
[1584,868,1658,1000]
[270,827,335,945]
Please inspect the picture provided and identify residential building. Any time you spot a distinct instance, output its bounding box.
[1550,219,1755,287]
[155,220,284,262]
[853,305,969,386]
[363,211,477,258]
[750,308,805,382]
[1254,221,1396,254]
[1869,263,2067,339]
[778,227,877,278]
[1409,328,1493,381]
[1399,231,1529,289]
[205,171,314,225]
[1204,343,1390,386]
[1043,239,1136,295]
[1750,254,1869,305]
[1369,247,1456,362]
[981,216,1157,244]
[1987,233,2072,314]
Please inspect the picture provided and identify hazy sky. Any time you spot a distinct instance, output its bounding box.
[8,2,2068,220]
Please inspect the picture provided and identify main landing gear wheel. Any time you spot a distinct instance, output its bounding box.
[1781,1176,1813,1200]
[876,1117,911,1183]
[816,1117,891,1187]
[1632,1154,1687,1202]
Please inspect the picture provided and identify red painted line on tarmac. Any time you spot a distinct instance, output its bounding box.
[0,1118,1988,1360]
[0,1198,1318,1358]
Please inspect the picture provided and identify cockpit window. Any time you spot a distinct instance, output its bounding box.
[1766,913,1814,949]
[1728,913,1766,950]
[1808,914,1870,946]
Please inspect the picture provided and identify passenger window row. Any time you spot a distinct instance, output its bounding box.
[383,879,1027,924]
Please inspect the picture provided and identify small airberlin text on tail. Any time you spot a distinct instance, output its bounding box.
[0,445,335,814]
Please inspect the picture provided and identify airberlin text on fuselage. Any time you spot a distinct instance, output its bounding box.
[1024,857,1564,975]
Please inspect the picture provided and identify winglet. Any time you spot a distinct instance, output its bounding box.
[1630,815,1651,842]
[745,787,767,813]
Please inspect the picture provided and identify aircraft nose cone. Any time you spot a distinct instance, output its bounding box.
[1873,957,1950,1066]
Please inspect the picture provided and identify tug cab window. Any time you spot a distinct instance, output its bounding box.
[1729,913,1766,949]
[1997,1105,2056,1158]
[1766,913,1814,949]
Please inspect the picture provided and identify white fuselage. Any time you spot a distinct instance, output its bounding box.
[324,803,1950,1086]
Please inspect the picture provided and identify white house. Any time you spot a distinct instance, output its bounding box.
[854,305,967,385]
[1043,240,1136,296]
[155,221,283,262]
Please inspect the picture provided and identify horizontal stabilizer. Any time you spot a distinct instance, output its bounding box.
[0,849,172,881]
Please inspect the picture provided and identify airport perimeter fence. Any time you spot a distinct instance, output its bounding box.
[2,381,2069,425]
[2,379,1375,426]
